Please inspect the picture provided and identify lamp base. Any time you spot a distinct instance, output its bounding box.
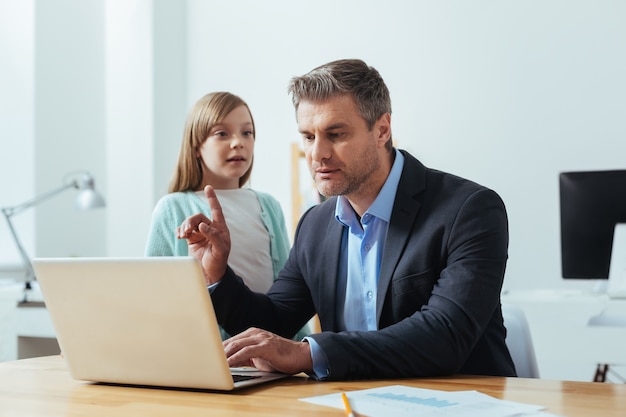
[19,281,33,304]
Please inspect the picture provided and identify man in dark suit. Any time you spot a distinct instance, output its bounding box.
[178,59,516,380]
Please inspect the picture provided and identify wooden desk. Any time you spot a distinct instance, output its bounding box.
[1,356,625,416]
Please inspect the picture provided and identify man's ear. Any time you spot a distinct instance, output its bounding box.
[375,113,392,146]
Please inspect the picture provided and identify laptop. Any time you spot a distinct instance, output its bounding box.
[31,256,290,390]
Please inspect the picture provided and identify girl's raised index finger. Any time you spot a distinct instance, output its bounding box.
[204,185,226,225]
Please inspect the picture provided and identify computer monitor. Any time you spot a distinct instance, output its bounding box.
[559,170,626,279]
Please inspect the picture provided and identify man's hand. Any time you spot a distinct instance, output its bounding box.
[223,328,313,375]
[176,185,230,285]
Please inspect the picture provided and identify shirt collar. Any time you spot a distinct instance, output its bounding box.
[335,148,405,226]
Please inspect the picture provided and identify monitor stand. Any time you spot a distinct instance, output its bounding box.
[607,223,626,299]
[588,224,626,326]
[591,279,609,295]
[588,223,626,298]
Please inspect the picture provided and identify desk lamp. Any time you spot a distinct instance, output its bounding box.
[1,171,105,299]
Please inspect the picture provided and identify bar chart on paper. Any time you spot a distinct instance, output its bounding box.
[300,385,549,417]
[366,391,459,408]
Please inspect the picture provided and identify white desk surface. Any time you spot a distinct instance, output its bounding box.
[502,289,626,382]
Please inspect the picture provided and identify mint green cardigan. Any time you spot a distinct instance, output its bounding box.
[145,190,290,281]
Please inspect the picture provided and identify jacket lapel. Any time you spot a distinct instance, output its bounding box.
[376,151,426,323]
[316,200,345,331]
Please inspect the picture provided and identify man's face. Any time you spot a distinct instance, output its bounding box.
[296,95,390,202]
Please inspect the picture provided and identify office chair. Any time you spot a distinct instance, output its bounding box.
[502,304,540,378]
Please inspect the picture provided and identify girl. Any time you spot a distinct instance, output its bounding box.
[146,93,299,333]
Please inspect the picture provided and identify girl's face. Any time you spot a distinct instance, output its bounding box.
[197,105,255,189]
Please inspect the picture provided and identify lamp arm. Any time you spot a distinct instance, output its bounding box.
[1,209,35,282]
[0,180,78,283]
[1,181,77,217]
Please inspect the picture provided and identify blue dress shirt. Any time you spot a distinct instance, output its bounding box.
[306,149,405,378]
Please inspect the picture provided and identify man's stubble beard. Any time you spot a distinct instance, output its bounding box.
[314,144,380,199]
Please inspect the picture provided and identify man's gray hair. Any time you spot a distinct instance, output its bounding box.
[287,59,392,132]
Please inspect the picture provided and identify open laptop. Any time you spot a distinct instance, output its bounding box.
[31,256,290,390]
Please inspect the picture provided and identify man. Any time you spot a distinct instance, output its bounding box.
[177,59,516,380]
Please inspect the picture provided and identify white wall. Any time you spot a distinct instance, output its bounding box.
[104,0,155,257]
[185,0,626,292]
[103,0,188,257]
[1,0,625,293]
[34,0,107,260]
[0,0,34,274]
[0,0,107,278]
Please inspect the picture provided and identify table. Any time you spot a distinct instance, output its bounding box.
[0,279,22,361]
[1,356,625,416]
[0,280,59,362]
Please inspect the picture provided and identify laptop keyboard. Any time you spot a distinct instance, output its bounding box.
[232,374,263,383]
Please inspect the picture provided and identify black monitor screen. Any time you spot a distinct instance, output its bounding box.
[560,170,626,279]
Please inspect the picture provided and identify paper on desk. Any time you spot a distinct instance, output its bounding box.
[300,385,560,417]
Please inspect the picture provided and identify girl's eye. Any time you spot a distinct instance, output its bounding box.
[243,130,254,137]
[214,131,228,138]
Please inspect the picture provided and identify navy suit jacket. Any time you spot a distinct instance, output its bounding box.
[212,149,516,380]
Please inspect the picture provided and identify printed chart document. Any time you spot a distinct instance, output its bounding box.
[300,385,563,417]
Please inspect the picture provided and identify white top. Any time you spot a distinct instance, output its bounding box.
[196,189,273,292]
